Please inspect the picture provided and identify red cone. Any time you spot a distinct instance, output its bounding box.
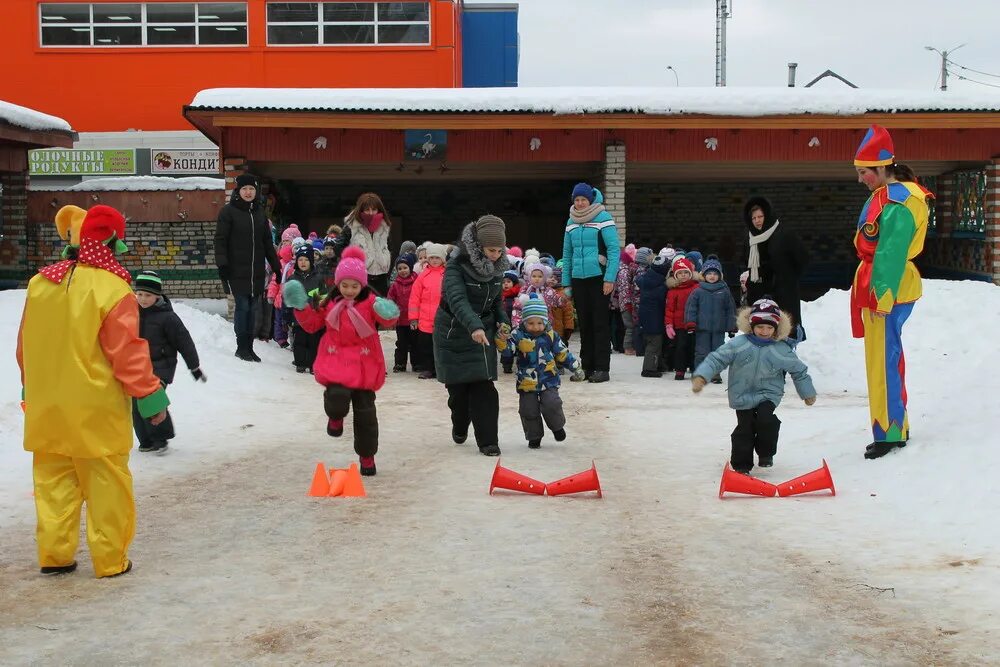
[777,459,836,497]
[718,463,778,498]
[489,459,546,495]
[546,461,602,498]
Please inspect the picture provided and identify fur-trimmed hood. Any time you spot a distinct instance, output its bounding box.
[452,221,510,281]
[736,307,793,340]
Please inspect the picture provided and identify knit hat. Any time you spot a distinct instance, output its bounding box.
[474,214,506,248]
[552,266,563,283]
[518,294,548,324]
[134,270,163,295]
[524,262,552,281]
[686,250,703,272]
[624,243,637,261]
[335,246,368,286]
[508,246,523,258]
[619,249,634,265]
[235,173,258,190]
[311,238,324,251]
[399,240,417,256]
[663,247,677,263]
[702,255,723,278]
[750,298,781,327]
[539,254,555,268]
[635,247,654,266]
[672,257,695,276]
[280,223,301,242]
[396,252,416,270]
[323,238,337,249]
[523,248,541,265]
[571,182,595,204]
[294,244,314,262]
[854,125,895,167]
[651,255,670,276]
[425,243,448,261]
[503,270,520,285]
[291,236,309,252]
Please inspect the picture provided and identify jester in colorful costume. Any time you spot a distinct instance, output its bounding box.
[851,125,933,460]
[16,205,169,577]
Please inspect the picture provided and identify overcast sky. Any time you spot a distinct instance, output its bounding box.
[467,0,1000,91]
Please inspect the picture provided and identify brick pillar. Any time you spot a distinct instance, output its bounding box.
[601,140,626,244]
[987,160,1000,285]
[223,156,247,200]
[936,172,955,236]
[0,170,29,280]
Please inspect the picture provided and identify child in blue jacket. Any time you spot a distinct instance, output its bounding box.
[497,294,584,448]
[692,298,817,474]
[684,255,736,383]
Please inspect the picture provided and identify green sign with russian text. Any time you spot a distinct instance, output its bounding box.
[29,149,137,176]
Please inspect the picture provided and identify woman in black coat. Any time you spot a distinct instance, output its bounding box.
[215,174,281,362]
[743,196,809,337]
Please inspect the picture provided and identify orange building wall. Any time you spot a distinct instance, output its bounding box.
[3,0,460,132]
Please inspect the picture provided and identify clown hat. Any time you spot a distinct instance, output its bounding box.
[854,125,895,167]
[80,205,128,254]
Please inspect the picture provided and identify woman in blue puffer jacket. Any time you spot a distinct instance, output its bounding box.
[561,182,620,383]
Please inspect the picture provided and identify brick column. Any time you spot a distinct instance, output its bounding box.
[223,156,247,200]
[0,170,29,280]
[601,140,626,244]
[935,172,955,237]
[987,160,1000,285]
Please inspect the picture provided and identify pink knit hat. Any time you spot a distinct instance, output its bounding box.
[280,223,300,242]
[335,246,368,286]
[508,246,523,258]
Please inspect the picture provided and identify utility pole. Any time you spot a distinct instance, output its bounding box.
[716,0,733,86]
[925,44,966,91]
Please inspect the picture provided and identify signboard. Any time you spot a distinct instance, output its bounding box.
[151,149,220,174]
[404,130,447,161]
[29,149,136,176]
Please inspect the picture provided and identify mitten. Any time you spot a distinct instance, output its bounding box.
[666,324,676,340]
[497,323,511,338]
[282,280,308,310]
[191,368,207,383]
[373,296,400,320]
[804,396,816,406]
[571,367,587,382]
[691,376,707,393]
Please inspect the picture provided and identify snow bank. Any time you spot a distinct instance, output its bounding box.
[0,99,73,133]
[30,176,224,192]
[188,86,1000,116]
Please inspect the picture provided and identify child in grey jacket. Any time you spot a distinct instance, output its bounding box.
[692,298,816,474]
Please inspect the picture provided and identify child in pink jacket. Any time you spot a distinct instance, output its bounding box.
[268,243,295,348]
[283,246,399,476]
[407,242,447,379]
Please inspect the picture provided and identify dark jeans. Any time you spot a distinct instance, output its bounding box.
[694,330,725,370]
[416,331,436,374]
[447,381,499,448]
[132,398,175,446]
[642,334,665,373]
[674,330,695,374]
[324,384,379,457]
[731,401,781,472]
[233,293,256,344]
[292,325,322,370]
[572,277,611,373]
[394,325,417,369]
[518,389,566,441]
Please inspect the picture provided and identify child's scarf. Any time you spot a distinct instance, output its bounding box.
[326,297,376,339]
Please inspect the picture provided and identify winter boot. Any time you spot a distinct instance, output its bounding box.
[528,439,541,449]
[588,370,610,383]
[151,440,168,455]
[40,561,77,575]
[105,560,133,578]
[478,444,501,457]
[392,364,406,372]
[502,362,513,374]
[327,419,344,437]
[864,442,900,459]
[278,341,290,349]
[674,371,686,381]
[246,339,262,363]
[138,441,156,452]
[711,375,723,384]
[641,370,662,378]
[553,428,566,442]
[359,456,376,476]
[418,370,436,379]
[758,456,773,467]
[452,428,468,444]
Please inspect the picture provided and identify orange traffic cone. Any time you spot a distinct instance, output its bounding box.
[546,461,602,498]
[718,463,778,498]
[307,462,331,497]
[777,459,836,497]
[489,459,546,495]
[340,463,367,498]
[328,469,348,497]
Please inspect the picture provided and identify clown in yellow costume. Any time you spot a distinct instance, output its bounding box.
[851,125,933,460]
[16,204,169,577]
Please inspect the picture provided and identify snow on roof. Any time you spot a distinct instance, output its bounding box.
[30,176,224,192]
[187,87,1000,117]
[0,100,72,133]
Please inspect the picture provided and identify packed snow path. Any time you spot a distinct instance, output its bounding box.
[0,283,996,664]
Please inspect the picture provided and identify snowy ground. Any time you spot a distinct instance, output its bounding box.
[0,281,997,665]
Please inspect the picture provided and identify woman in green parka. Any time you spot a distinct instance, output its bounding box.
[434,215,510,456]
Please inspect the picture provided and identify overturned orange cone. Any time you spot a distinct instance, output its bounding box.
[719,463,777,498]
[328,469,348,497]
[308,462,331,497]
[339,463,367,498]
[546,461,602,498]
[489,459,546,495]
[777,459,836,497]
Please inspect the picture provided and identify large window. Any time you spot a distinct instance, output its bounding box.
[266,2,430,46]
[39,3,248,47]
[952,169,987,236]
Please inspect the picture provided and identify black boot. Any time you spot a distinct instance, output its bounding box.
[528,439,541,449]
[235,336,254,362]
[246,338,261,363]
[588,370,610,383]
[452,428,468,444]
[641,370,662,378]
[758,456,773,467]
[40,561,77,575]
[865,442,900,459]
[478,444,501,456]
[553,428,566,442]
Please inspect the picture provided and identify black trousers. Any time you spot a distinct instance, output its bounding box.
[446,381,499,448]
[292,325,323,370]
[324,384,379,457]
[642,334,665,373]
[368,273,389,296]
[572,277,611,373]
[132,398,175,446]
[394,325,417,369]
[731,401,781,472]
[673,330,695,374]
[416,331,436,374]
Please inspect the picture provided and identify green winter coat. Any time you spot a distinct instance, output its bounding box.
[434,222,510,385]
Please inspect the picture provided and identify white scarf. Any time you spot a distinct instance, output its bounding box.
[747,220,779,283]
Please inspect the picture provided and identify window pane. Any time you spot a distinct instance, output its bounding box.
[93,3,141,22]
[94,25,142,44]
[268,24,319,43]
[323,24,374,43]
[200,25,248,44]
[147,4,196,23]
[267,3,318,22]
[323,2,374,21]
[378,23,428,43]
[41,26,90,45]
[378,2,428,22]
[199,3,248,23]
[147,25,196,45]
[40,3,90,23]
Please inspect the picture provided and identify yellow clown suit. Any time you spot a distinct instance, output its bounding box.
[16,205,169,578]
[850,125,932,458]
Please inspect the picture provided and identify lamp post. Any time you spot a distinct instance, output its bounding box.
[666,65,679,87]
[925,44,965,91]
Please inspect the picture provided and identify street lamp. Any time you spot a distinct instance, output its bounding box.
[925,43,965,91]
[666,65,679,86]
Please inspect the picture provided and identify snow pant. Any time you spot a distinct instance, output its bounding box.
[571,277,611,373]
[731,400,780,473]
[368,273,389,297]
[273,306,290,344]
[417,331,436,375]
[633,321,645,356]
[621,310,636,351]
[232,293,256,350]
[862,304,913,443]
[132,398,175,446]
[253,297,273,340]
[394,325,417,369]
[446,381,499,448]
[518,388,566,441]
[642,334,665,374]
[324,384,379,457]
[673,330,695,373]
[292,324,322,370]
[610,307,624,352]
[32,452,135,578]
[694,330,726,370]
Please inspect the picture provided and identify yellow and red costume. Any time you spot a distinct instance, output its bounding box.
[851,126,932,445]
[16,205,168,577]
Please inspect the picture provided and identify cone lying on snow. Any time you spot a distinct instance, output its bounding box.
[308,461,366,497]
[718,462,778,498]
[546,461,602,498]
[776,459,836,497]
[489,459,546,495]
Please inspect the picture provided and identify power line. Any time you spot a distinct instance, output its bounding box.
[949,61,1000,79]
[946,69,1000,89]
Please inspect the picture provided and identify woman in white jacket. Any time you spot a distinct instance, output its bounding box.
[333,192,393,294]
